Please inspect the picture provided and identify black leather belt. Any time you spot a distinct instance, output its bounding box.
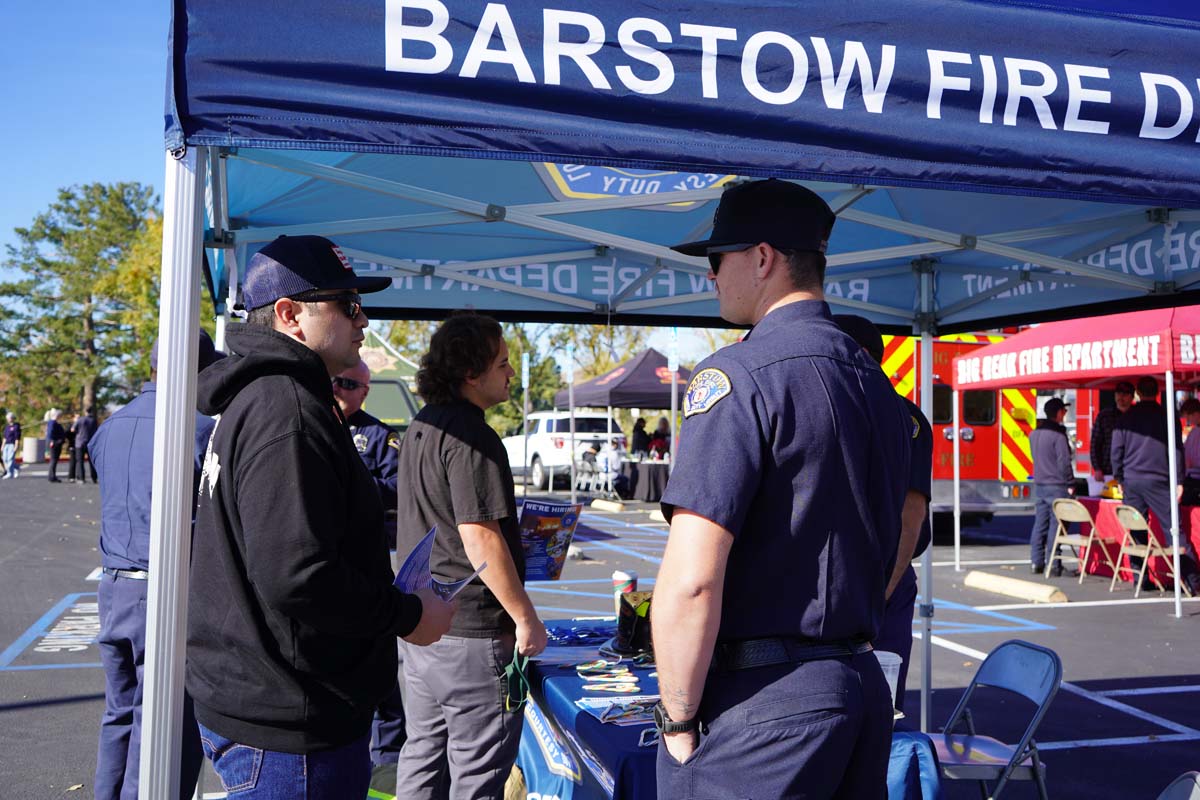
[712,637,873,673]
[103,567,149,580]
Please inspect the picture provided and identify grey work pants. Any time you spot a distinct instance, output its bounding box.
[395,633,521,800]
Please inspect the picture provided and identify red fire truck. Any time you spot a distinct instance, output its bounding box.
[882,334,1101,519]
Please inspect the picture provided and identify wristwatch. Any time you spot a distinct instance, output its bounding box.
[653,702,697,734]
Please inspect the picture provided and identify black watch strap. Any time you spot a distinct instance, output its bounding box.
[653,702,697,734]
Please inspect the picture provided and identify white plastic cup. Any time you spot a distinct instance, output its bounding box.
[612,570,638,615]
[874,650,903,712]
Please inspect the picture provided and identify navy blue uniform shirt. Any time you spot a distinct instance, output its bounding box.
[661,300,911,644]
[89,383,215,571]
[346,408,399,546]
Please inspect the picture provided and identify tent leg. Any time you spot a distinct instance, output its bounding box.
[1166,370,1182,619]
[954,389,961,572]
[919,328,935,734]
[138,148,206,798]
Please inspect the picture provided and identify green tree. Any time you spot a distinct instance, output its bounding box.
[551,323,651,381]
[385,319,440,364]
[0,183,156,422]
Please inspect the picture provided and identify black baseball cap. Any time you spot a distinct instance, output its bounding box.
[671,179,836,257]
[833,314,885,364]
[241,235,391,311]
[1044,397,1070,417]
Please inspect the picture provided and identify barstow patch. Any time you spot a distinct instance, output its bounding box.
[911,415,921,439]
[353,432,369,454]
[684,368,732,417]
[386,432,400,451]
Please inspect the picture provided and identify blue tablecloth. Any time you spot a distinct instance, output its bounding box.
[519,652,659,800]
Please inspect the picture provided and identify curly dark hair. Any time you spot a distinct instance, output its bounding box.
[416,313,503,405]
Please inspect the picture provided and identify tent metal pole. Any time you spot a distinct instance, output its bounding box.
[522,352,530,496]
[567,345,576,504]
[1166,369,1182,619]
[918,266,935,734]
[139,147,206,799]
[953,391,961,573]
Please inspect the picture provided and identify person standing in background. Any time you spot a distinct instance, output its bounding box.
[45,410,66,483]
[73,406,98,483]
[2,412,21,478]
[1089,380,1135,496]
[332,359,407,787]
[89,332,223,800]
[1029,398,1075,575]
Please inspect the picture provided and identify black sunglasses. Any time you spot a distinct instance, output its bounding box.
[706,243,756,275]
[332,376,368,391]
[290,291,363,320]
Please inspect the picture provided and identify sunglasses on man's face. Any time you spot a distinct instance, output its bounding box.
[706,244,756,275]
[332,376,368,391]
[290,291,364,320]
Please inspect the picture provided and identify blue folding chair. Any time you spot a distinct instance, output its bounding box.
[934,640,1062,800]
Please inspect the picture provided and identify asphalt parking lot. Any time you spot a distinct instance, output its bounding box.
[1,471,1197,798]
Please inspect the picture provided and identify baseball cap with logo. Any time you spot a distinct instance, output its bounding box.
[240,235,391,311]
[671,179,836,257]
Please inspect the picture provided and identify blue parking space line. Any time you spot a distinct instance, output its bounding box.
[921,595,1055,632]
[536,606,614,617]
[529,578,658,586]
[576,538,663,564]
[527,587,612,599]
[0,593,96,668]
[0,663,103,672]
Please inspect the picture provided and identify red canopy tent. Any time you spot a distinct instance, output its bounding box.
[951,306,1200,391]
[950,306,1200,615]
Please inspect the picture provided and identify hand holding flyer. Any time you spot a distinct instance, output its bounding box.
[395,526,486,600]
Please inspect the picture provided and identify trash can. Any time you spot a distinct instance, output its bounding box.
[22,436,45,465]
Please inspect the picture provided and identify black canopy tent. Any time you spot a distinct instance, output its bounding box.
[553,349,690,410]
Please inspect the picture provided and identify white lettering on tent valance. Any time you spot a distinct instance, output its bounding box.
[956,334,1164,386]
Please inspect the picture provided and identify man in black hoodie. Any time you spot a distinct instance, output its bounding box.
[188,235,455,799]
[1029,397,1074,575]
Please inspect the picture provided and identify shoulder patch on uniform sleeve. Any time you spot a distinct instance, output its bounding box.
[911,415,921,439]
[684,368,732,418]
[387,432,400,451]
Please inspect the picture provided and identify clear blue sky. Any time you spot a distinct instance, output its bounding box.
[0,2,168,258]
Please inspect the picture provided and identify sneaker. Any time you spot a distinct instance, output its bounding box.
[1031,563,1045,575]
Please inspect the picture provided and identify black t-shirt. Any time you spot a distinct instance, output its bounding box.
[396,400,524,637]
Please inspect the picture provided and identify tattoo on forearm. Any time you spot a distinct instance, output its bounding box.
[665,683,697,718]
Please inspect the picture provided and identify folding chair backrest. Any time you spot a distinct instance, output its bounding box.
[1115,504,1149,532]
[1052,498,1093,525]
[1156,771,1200,800]
[972,640,1062,706]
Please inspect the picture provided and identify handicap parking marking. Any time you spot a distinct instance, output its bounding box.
[86,567,103,581]
[0,592,102,672]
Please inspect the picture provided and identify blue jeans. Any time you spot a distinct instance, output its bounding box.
[198,724,370,799]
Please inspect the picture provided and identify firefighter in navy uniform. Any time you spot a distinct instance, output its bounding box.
[651,179,911,799]
[834,314,933,718]
[331,359,407,785]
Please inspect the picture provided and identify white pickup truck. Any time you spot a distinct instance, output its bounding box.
[501,411,625,489]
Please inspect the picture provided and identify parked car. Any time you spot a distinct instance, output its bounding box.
[502,411,625,489]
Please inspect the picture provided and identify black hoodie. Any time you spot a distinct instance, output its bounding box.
[187,325,422,752]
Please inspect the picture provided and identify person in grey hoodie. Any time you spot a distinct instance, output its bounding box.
[1029,397,1074,575]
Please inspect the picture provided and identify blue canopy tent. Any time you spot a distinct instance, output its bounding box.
[144,0,1200,792]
